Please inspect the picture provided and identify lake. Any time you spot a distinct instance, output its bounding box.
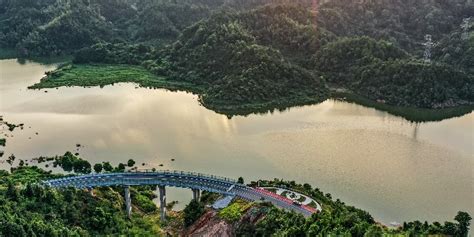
[0,59,472,226]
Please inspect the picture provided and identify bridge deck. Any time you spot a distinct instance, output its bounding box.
[44,171,320,216]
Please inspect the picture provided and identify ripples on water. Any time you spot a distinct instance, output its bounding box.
[0,59,472,225]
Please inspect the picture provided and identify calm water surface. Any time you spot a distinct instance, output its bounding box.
[1,59,473,225]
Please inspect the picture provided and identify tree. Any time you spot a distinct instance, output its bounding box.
[454,211,472,237]
[6,182,19,200]
[102,162,113,172]
[443,221,458,236]
[127,159,135,167]
[238,177,244,184]
[115,163,126,172]
[73,160,92,174]
[93,163,103,173]
[2,221,26,237]
[183,199,205,227]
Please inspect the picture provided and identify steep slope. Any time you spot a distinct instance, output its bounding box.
[354,60,473,108]
[313,36,409,85]
[318,0,473,54]
[164,6,329,110]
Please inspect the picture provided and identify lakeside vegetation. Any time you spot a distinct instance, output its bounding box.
[29,63,202,93]
[333,92,474,122]
[1,150,471,235]
[0,163,470,236]
[236,179,472,236]
[0,166,162,236]
[31,62,473,121]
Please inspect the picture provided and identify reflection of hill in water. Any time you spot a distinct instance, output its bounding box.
[211,94,473,123]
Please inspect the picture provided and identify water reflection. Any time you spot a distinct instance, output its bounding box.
[0,59,473,226]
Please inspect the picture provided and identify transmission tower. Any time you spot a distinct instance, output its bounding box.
[423,34,434,63]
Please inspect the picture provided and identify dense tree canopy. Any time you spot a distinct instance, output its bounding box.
[313,36,408,84]
[240,179,472,236]
[0,167,161,236]
[354,60,473,108]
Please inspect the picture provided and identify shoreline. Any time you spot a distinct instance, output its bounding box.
[27,62,473,122]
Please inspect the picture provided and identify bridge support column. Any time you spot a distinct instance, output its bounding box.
[124,186,132,219]
[158,185,166,221]
[192,188,201,201]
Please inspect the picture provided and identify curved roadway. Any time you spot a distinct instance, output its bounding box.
[44,171,320,216]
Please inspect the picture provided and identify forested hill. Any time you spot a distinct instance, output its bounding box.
[0,0,314,55]
[1,0,471,56]
[3,0,474,116]
[318,0,472,53]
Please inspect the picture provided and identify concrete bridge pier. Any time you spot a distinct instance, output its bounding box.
[192,188,201,201]
[124,186,132,218]
[158,185,166,221]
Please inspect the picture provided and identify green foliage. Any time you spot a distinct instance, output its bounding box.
[73,43,158,65]
[247,179,471,236]
[313,36,473,109]
[53,152,91,174]
[115,163,126,172]
[1,0,290,56]
[0,138,5,146]
[318,0,472,53]
[334,92,474,122]
[127,159,136,167]
[165,7,329,108]
[30,64,198,91]
[0,0,116,56]
[0,167,161,236]
[314,36,408,85]
[131,189,157,213]
[455,211,472,237]
[183,199,205,227]
[102,162,113,172]
[219,200,252,222]
[199,191,221,205]
[6,1,473,117]
[1,166,57,185]
[434,20,474,73]
[354,60,473,108]
[93,163,103,173]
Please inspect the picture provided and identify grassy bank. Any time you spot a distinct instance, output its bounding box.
[29,64,205,93]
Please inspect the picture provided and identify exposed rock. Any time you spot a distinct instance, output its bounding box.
[184,210,233,237]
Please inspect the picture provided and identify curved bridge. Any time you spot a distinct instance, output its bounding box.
[44,170,320,220]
